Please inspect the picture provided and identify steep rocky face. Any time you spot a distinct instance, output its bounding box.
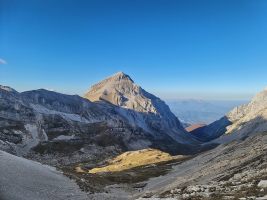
[194,88,267,142]
[228,88,267,122]
[84,72,198,145]
[84,72,179,121]
[225,88,267,134]
[0,73,202,165]
[0,86,154,161]
[85,72,162,114]
[0,86,33,122]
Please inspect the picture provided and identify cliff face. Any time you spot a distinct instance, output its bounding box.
[224,88,267,137]
[84,72,199,145]
[193,88,267,142]
[85,72,165,114]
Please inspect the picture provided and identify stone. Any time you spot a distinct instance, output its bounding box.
[256,195,267,200]
[258,180,267,188]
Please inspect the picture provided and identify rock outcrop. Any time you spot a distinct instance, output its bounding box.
[192,87,267,142]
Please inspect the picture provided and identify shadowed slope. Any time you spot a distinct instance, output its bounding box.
[193,87,267,142]
[0,150,87,200]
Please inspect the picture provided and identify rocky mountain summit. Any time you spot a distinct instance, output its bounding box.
[85,72,199,146]
[0,72,200,166]
[85,72,165,114]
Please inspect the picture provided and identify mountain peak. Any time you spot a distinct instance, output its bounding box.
[84,72,160,114]
[84,72,143,107]
[0,85,18,93]
[84,72,191,144]
[109,71,134,82]
[113,71,127,77]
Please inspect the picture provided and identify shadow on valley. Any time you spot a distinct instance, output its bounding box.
[62,156,192,193]
[189,116,232,142]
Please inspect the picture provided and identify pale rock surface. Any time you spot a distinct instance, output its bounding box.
[84,72,199,145]
[194,87,267,142]
[258,180,267,188]
[0,150,88,200]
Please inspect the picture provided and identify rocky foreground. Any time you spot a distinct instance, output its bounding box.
[1,132,266,200]
[136,132,267,200]
[0,150,88,200]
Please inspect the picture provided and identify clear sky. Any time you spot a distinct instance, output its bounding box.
[1,0,267,100]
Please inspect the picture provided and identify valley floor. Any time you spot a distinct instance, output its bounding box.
[1,132,267,200]
[62,132,267,200]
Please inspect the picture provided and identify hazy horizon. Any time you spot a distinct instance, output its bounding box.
[0,72,254,101]
[0,70,257,101]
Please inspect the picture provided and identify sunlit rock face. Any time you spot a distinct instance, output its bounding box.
[193,87,267,142]
[85,72,199,145]
[225,88,267,135]
[85,72,159,113]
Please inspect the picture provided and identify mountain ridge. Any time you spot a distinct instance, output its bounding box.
[192,87,267,142]
[0,72,201,166]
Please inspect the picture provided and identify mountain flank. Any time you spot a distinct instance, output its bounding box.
[0,72,202,169]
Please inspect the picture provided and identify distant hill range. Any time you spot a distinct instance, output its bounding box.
[166,99,248,125]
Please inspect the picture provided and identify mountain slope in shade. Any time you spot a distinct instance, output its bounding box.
[0,85,162,161]
[194,87,267,142]
[0,150,87,200]
[84,72,199,145]
[132,132,267,199]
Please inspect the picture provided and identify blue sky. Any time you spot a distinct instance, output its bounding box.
[1,0,267,100]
